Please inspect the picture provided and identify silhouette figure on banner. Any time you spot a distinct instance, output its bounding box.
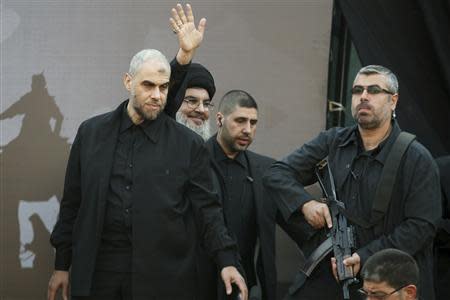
[0,73,71,297]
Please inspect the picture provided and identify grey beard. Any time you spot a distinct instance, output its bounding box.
[176,111,211,141]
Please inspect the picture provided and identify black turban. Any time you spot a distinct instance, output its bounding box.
[168,62,216,119]
[184,63,216,99]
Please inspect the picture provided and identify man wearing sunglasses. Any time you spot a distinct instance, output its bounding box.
[359,249,419,300]
[264,65,440,299]
[175,63,215,141]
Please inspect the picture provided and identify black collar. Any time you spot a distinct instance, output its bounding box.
[212,135,248,169]
[120,100,167,143]
[338,120,402,165]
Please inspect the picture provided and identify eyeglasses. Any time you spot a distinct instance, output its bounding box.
[183,98,214,110]
[351,85,394,95]
[357,284,408,300]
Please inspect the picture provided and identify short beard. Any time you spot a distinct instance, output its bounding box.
[176,111,211,141]
[131,93,163,121]
[353,114,382,129]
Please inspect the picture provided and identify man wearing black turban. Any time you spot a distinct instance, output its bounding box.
[175,62,215,140]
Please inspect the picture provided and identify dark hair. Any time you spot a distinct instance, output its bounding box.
[361,249,419,290]
[218,90,258,116]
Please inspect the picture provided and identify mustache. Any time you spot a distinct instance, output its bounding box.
[356,102,373,111]
[145,99,162,106]
[187,111,206,119]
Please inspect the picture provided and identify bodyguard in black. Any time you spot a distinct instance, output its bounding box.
[212,137,258,286]
[203,90,307,300]
[47,5,248,300]
[264,65,441,300]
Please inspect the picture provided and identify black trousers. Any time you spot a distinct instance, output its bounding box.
[72,271,132,300]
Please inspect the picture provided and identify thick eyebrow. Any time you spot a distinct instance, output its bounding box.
[184,96,199,100]
[141,80,170,87]
[184,96,211,101]
[235,116,258,122]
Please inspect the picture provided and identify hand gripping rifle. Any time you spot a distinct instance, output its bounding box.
[288,159,358,299]
[315,159,358,299]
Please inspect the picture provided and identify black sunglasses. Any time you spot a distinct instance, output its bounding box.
[357,284,408,300]
[351,85,394,95]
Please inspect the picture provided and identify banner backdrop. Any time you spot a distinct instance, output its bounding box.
[0,1,332,298]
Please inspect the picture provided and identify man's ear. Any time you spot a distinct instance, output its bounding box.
[390,93,399,111]
[403,284,417,300]
[216,112,224,127]
[123,73,132,91]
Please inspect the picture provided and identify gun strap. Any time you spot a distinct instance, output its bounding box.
[336,132,416,230]
[371,132,416,222]
[288,237,333,295]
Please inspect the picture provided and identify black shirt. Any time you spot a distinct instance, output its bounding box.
[264,120,441,300]
[96,106,144,272]
[212,139,258,287]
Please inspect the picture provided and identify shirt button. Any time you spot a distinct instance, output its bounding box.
[125,208,130,214]
[128,163,133,168]
[125,185,131,190]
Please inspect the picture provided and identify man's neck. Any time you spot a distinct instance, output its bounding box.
[127,102,143,125]
[216,135,239,159]
[358,120,392,151]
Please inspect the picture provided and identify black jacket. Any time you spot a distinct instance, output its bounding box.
[263,122,441,300]
[199,137,307,300]
[50,101,239,297]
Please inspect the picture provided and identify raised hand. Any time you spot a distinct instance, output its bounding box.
[170,3,206,65]
[170,3,206,52]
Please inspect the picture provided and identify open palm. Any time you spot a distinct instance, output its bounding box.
[170,4,206,52]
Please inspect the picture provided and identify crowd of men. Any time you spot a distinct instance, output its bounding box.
[47,4,448,300]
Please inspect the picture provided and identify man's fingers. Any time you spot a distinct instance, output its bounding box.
[169,18,179,33]
[322,205,332,228]
[223,276,232,295]
[47,286,56,300]
[171,8,183,26]
[176,3,188,23]
[198,18,206,34]
[330,257,339,282]
[185,3,195,23]
[343,254,358,265]
[62,281,69,300]
[236,278,248,300]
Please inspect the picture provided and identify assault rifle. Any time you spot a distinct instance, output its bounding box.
[289,159,359,298]
[315,159,358,299]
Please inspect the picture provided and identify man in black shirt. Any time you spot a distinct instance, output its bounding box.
[205,90,306,300]
[47,4,247,300]
[264,65,441,300]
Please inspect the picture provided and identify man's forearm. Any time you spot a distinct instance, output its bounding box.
[176,48,196,65]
